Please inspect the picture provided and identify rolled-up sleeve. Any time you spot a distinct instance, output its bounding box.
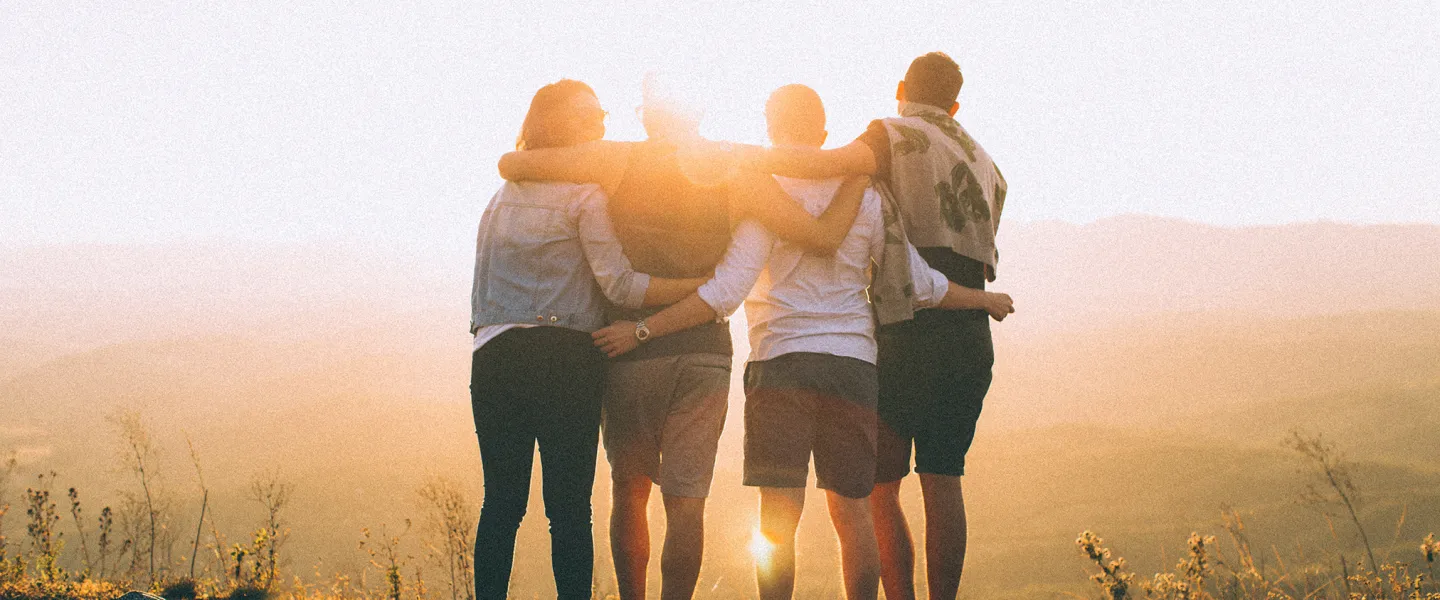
[575,187,651,309]
[906,242,951,309]
[696,220,771,317]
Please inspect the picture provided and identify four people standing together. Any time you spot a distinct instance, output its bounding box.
[469,52,1013,600]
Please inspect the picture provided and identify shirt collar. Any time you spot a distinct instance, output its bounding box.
[899,101,954,121]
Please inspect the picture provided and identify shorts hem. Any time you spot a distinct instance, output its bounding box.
[914,466,965,477]
[742,476,808,490]
[816,481,874,500]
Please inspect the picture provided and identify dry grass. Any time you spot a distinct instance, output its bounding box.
[1,416,1435,599]
[1073,431,1440,600]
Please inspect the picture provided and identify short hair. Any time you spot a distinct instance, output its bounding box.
[765,84,826,146]
[904,52,963,109]
[516,79,598,150]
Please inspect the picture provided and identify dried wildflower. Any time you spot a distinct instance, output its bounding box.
[1077,530,1133,599]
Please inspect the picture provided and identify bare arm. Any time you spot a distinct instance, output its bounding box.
[497,140,631,195]
[641,277,709,307]
[729,172,867,255]
[744,140,878,180]
[592,295,712,357]
[937,283,1014,321]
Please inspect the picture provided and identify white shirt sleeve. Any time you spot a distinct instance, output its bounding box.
[696,220,772,317]
[906,242,951,309]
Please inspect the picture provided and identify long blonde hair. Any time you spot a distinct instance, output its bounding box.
[516,79,598,150]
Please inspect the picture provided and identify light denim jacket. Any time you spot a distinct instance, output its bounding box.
[470,181,651,334]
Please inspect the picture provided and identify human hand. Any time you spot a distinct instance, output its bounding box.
[985,292,1015,322]
[592,321,640,358]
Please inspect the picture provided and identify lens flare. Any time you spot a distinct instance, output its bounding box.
[749,528,774,568]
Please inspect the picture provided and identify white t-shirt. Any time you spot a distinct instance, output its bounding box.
[694,177,950,365]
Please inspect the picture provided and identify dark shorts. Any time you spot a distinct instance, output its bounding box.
[875,307,993,482]
[742,352,880,499]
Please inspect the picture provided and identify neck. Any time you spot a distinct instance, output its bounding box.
[650,129,701,144]
[899,101,950,117]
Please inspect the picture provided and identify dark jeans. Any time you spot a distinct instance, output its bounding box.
[471,326,605,600]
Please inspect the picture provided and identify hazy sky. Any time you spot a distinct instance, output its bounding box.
[3,1,1437,247]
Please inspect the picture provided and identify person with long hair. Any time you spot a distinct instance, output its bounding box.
[468,79,707,600]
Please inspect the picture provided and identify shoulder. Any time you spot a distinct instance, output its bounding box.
[858,187,884,220]
[774,176,846,213]
[874,115,927,131]
[503,180,606,203]
[955,123,988,150]
[859,119,891,146]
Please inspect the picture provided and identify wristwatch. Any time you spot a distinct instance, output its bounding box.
[634,318,652,343]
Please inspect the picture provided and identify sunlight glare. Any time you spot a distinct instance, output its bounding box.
[749,528,775,569]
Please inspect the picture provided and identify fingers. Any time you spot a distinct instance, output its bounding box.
[591,329,635,357]
[986,292,1015,321]
[600,339,635,358]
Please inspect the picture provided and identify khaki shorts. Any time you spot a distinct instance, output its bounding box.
[601,353,731,498]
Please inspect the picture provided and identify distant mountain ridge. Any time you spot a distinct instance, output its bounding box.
[996,215,1440,333]
[2,215,1436,360]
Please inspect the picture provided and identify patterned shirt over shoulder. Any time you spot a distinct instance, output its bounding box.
[866,102,1006,279]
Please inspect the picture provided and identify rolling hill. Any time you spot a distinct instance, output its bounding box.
[1,216,1437,597]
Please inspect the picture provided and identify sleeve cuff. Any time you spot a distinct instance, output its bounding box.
[622,272,651,310]
[695,282,730,318]
[916,268,950,308]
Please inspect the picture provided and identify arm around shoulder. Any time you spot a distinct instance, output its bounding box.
[498,139,630,193]
[730,172,868,255]
[753,140,876,179]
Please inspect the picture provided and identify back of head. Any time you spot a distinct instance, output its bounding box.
[903,52,963,110]
[641,72,703,141]
[517,79,600,150]
[765,84,827,147]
